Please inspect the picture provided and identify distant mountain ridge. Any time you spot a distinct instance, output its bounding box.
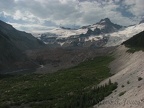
[80,18,122,37]
[35,18,144,48]
[82,18,122,32]
[37,18,123,47]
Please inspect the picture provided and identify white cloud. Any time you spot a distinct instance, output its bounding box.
[123,0,144,17]
[13,10,40,23]
[8,22,56,33]
[0,0,143,32]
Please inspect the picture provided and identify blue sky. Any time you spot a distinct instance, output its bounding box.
[0,0,144,33]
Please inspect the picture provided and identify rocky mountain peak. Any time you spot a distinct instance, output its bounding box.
[99,18,112,24]
[139,19,144,24]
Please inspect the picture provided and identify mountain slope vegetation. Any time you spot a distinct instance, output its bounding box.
[0,56,117,108]
[122,31,144,52]
[122,31,144,48]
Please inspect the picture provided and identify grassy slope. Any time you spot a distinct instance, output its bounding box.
[0,56,115,108]
[122,31,144,53]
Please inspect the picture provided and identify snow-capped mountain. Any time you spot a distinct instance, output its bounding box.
[33,18,144,47]
[106,22,144,46]
[81,18,122,34]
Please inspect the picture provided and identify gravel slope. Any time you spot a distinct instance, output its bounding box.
[94,45,144,108]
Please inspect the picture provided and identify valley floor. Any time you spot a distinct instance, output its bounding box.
[0,55,116,108]
[1,45,143,108]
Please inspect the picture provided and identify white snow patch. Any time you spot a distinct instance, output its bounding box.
[106,23,144,46]
[85,36,103,42]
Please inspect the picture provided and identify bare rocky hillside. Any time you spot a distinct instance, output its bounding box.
[94,45,144,108]
[26,47,116,73]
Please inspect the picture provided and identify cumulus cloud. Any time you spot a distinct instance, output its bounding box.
[123,0,144,17]
[0,0,143,32]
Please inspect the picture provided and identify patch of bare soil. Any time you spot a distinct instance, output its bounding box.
[26,47,116,73]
